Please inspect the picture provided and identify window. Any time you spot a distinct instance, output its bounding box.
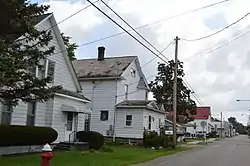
[66,112,74,131]
[100,110,109,121]
[130,68,136,77]
[47,60,55,83]
[148,115,152,130]
[28,59,55,83]
[1,103,13,125]
[37,59,46,79]
[126,115,132,126]
[26,102,36,126]
[125,84,128,100]
[145,91,148,100]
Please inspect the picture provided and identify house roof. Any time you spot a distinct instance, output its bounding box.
[193,107,211,119]
[72,56,137,78]
[58,89,90,101]
[116,100,166,114]
[116,100,152,106]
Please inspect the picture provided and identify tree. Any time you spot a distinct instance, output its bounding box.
[149,60,196,123]
[0,0,62,106]
[61,33,78,61]
[228,117,247,134]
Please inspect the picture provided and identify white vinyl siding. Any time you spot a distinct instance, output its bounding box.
[115,108,144,139]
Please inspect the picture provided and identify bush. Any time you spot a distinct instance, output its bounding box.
[143,129,173,149]
[0,125,58,146]
[76,131,104,150]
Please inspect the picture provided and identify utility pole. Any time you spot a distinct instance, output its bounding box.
[220,112,223,138]
[173,36,179,148]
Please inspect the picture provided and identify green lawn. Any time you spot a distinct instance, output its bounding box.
[0,146,189,166]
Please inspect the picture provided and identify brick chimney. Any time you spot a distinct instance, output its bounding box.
[97,46,105,61]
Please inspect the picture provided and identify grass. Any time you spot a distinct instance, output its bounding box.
[0,146,189,166]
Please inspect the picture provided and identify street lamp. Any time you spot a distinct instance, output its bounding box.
[237,100,250,102]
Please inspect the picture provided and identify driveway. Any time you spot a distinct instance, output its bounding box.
[132,135,250,166]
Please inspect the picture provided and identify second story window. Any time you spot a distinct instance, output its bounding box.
[1,103,13,125]
[37,59,47,79]
[125,84,128,100]
[28,59,55,83]
[145,91,148,100]
[47,60,55,83]
[26,102,37,126]
[130,68,136,77]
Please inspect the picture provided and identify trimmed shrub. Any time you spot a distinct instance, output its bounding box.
[76,131,104,150]
[143,129,173,149]
[0,125,58,146]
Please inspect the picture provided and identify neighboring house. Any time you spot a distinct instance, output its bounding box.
[72,47,165,139]
[186,107,212,135]
[0,13,90,143]
[212,121,233,137]
[115,100,166,138]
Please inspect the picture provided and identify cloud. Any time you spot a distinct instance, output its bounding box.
[43,0,250,124]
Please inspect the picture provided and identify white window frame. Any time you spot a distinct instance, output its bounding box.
[31,59,55,83]
[26,101,37,126]
[1,103,13,125]
[125,115,132,126]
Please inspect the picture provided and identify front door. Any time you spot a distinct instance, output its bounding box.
[65,112,75,142]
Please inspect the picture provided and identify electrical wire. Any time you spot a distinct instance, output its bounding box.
[100,0,172,61]
[183,27,250,62]
[87,0,205,106]
[79,0,230,47]
[86,0,168,63]
[181,11,250,42]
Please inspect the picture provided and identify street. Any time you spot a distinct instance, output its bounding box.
[133,135,250,166]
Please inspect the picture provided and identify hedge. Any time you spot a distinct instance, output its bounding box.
[76,131,104,150]
[0,125,58,146]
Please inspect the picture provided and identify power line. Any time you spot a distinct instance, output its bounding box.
[100,0,169,61]
[121,41,174,78]
[17,0,100,42]
[183,27,250,62]
[86,0,167,63]
[78,0,230,47]
[183,77,204,106]
[87,0,204,107]
[181,11,250,42]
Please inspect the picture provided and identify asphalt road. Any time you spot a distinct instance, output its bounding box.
[134,135,250,166]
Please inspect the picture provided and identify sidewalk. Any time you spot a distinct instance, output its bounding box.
[186,138,215,145]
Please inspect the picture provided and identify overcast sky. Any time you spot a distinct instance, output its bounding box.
[33,0,250,124]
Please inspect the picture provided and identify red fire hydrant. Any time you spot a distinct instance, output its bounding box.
[41,143,53,166]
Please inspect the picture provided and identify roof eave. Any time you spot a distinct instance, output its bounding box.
[78,76,122,81]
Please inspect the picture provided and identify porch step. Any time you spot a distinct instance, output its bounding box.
[54,142,89,151]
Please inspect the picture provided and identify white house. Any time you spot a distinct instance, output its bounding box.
[72,47,166,139]
[0,13,90,143]
[186,107,213,136]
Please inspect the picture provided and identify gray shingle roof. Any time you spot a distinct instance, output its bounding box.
[58,89,90,101]
[72,56,137,78]
[116,100,152,107]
